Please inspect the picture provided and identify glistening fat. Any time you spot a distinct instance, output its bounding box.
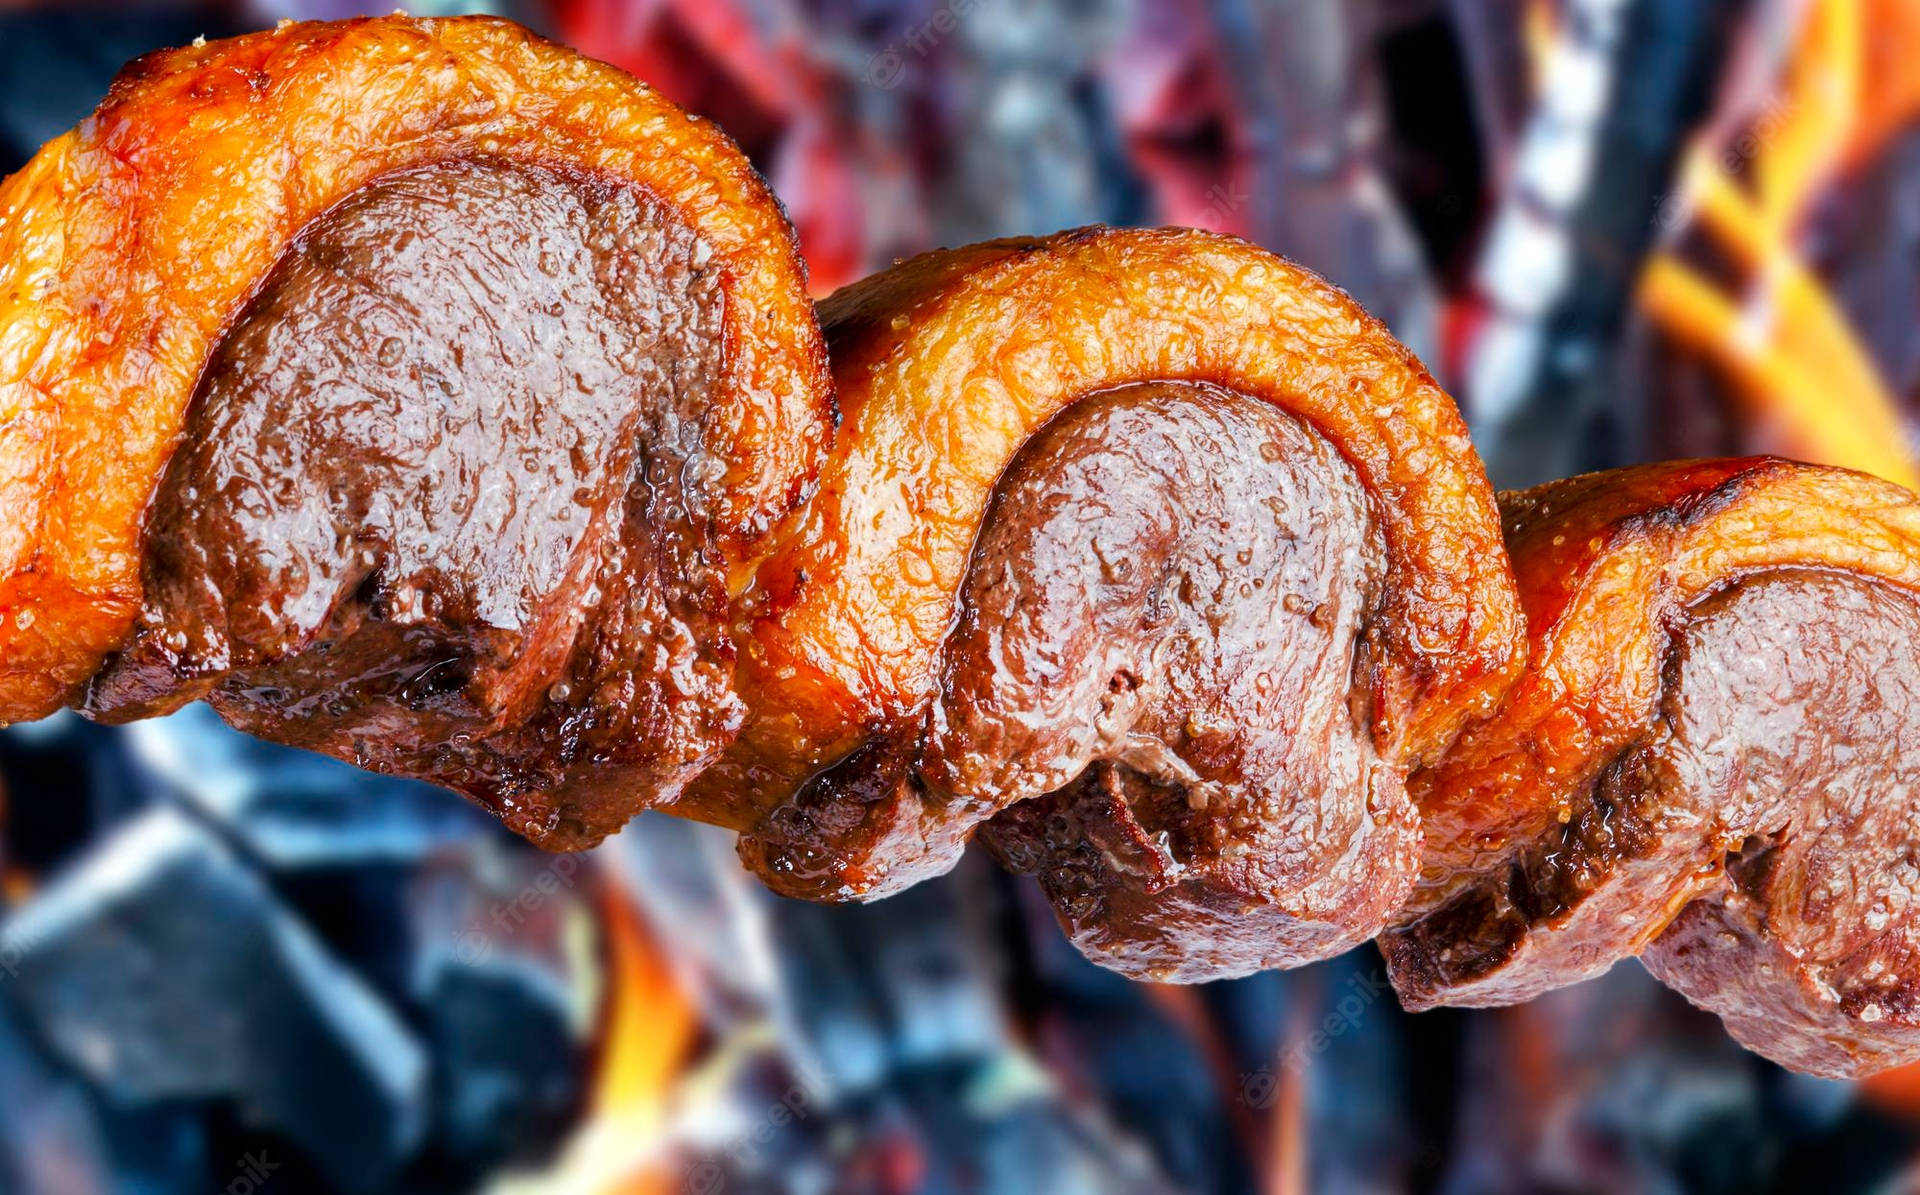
[9,14,1920,1080]
[0,15,833,846]
[715,228,1525,981]
[1388,459,1920,1078]
[0,16,1527,986]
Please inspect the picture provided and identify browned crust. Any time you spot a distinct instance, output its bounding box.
[1396,457,1920,1003]
[691,226,1526,825]
[0,15,832,723]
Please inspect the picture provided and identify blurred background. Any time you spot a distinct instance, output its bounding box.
[2,0,1919,1192]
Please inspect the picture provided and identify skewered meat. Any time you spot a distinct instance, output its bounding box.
[10,16,1920,1064]
[0,18,1527,985]
[0,16,832,846]
[1386,458,1920,1077]
[712,228,1526,979]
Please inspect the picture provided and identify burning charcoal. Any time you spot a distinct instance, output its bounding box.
[1287,951,1428,1194]
[937,0,1132,243]
[1375,2,1495,283]
[0,715,155,874]
[123,702,592,1185]
[999,879,1255,1195]
[1764,1103,1920,1195]
[827,1066,1178,1195]
[606,821,1201,1192]
[762,859,1008,1087]
[403,837,595,1012]
[1218,0,1443,359]
[103,706,545,1032]
[1432,964,1870,1195]
[1549,1044,1770,1192]
[0,806,428,1191]
[605,815,785,1029]
[1444,0,1534,149]
[613,817,1011,1088]
[1465,0,1746,487]
[393,842,596,1181]
[0,994,208,1195]
[663,1043,836,1195]
[414,953,584,1177]
[668,1046,1179,1195]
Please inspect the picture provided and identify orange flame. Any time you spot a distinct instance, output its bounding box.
[591,884,700,1122]
[1522,0,1559,99]
[1850,0,1920,169]
[493,875,700,1195]
[1638,0,1920,491]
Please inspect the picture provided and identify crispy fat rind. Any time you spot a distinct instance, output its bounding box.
[0,15,831,723]
[1392,458,1920,1009]
[697,226,1525,826]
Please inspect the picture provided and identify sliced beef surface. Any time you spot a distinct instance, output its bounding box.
[744,381,1413,980]
[87,158,736,848]
[1642,572,1920,1077]
[959,383,1409,981]
[1390,567,1920,1075]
